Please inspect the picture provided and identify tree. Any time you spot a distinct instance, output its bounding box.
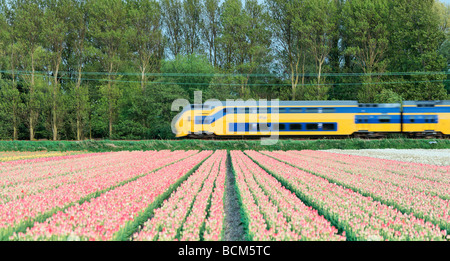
[341,0,390,102]
[43,0,71,140]
[201,0,221,66]
[219,0,246,70]
[67,0,90,140]
[219,0,271,98]
[127,0,164,92]
[0,1,22,140]
[88,0,128,138]
[161,0,184,57]
[183,0,203,55]
[160,53,214,102]
[13,0,45,140]
[302,0,338,100]
[0,78,22,140]
[268,0,309,100]
[388,0,447,101]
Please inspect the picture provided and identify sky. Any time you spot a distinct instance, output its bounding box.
[440,0,450,5]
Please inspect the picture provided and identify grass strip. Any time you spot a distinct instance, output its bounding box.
[0,138,449,152]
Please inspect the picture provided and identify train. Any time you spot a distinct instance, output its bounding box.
[172,100,450,139]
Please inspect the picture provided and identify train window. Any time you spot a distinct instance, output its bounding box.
[425,116,436,123]
[290,124,302,130]
[290,108,303,113]
[237,108,245,113]
[204,116,213,124]
[259,107,270,114]
[409,118,415,123]
[191,104,210,109]
[418,104,435,107]
[322,108,336,113]
[323,123,335,130]
[274,123,286,131]
[306,123,318,130]
[258,123,271,132]
[279,108,288,113]
[226,108,234,114]
[305,108,319,113]
[379,116,390,123]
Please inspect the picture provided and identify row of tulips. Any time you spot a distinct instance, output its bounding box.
[297,150,449,183]
[0,151,98,170]
[245,150,447,241]
[202,151,227,241]
[0,152,109,188]
[180,150,227,241]
[1,150,198,240]
[133,150,226,241]
[231,150,345,241]
[288,151,450,200]
[11,150,212,241]
[0,151,161,204]
[264,151,450,233]
[283,151,450,200]
[0,151,85,163]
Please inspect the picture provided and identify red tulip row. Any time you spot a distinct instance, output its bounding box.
[2,150,198,239]
[0,151,161,204]
[133,150,227,241]
[202,150,227,241]
[245,150,447,241]
[281,150,450,201]
[231,150,345,241]
[12,150,212,241]
[294,150,449,183]
[264,150,450,233]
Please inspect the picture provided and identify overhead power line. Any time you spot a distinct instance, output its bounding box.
[0,70,449,78]
[1,72,449,88]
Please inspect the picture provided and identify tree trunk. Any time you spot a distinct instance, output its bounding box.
[76,66,83,141]
[317,59,323,99]
[11,46,18,141]
[301,54,306,99]
[52,62,60,141]
[290,53,300,101]
[108,80,113,139]
[108,63,113,139]
[30,51,35,141]
[141,65,146,92]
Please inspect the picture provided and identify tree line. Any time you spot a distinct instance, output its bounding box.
[0,0,449,140]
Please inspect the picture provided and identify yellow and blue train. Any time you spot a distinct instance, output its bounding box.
[173,100,450,138]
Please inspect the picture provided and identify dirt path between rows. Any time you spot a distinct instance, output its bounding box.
[222,154,246,241]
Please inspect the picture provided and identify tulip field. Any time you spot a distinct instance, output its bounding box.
[0,149,448,241]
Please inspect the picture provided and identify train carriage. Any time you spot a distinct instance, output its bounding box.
[402,100,450,137]
[173,100,408,138]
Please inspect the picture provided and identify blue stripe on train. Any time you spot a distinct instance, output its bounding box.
[355,115,401,124]
[402,115,438,124]
[403,107,450,113]
[228,122,338,132]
